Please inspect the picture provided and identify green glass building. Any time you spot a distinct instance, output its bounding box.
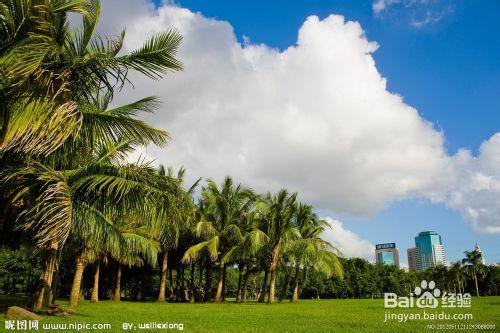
[412,231,445,271]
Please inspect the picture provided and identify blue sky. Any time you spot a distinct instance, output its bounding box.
[147,0,500,264]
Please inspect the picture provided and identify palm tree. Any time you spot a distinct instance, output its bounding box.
[449,262,464,294]
[109,216,161,302]
[2,90,181,309]
[462,250,485,297]
[1,0,183,310]
[182,177,254,303]
[0,0,182,156]
[154,165,199,302]
[287,204,343,302]
[257,190,299,303]
[221,209,269,302]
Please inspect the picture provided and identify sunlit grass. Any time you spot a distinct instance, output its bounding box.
[2,296,499,332]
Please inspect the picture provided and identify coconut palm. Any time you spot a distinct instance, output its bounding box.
[1,0,183,310]
[1,89,180,309]
[286,204,343,302]
[6,154,183,310]
[154,165,199,302]
[462,250,486,297]
[221,210,269,302]
[257,190,299,303]
[182,177,254,303]
[109,216,161,302]
[0,0,182,155]
[448,262,465,294]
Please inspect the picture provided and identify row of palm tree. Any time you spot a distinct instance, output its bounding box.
[425,250,488,298]
[181,178,343,304]
[0,0,343,312]
[1,0,184,310]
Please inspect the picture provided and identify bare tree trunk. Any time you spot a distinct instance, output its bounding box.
[91,263,100,303]
[236,263,244,302]
[33,239,58,311]
[214,263,225,303]
[258,269,268,303]
[158,251,168,301]
[69,255,87,309]
[292,264,301,302]
[112,264,122,301]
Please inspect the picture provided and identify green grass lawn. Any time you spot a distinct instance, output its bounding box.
[2,296,499,332]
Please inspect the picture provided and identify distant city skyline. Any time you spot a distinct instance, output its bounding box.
[374,231,492,270]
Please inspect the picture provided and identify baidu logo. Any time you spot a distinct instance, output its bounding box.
[384,280,471,309]
[413,280,440,308]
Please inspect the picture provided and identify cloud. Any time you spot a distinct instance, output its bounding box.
[447,134,500,233]
[321,218,374,261]
[372,0,402,14]
[95,1,498,234]
[373,0,453,28]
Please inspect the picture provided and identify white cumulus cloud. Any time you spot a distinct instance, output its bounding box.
[321,218,374,261]
[447,134,500,233]
[94,1,499,235]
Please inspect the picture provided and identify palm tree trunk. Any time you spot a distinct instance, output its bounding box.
[268,245,281,304]
[292,264,301,302]
[112,264,122,301]
[91,263,100,303]
[204,264,212,302]
[214,263,225,303]
[299,266,309,296]
[176,267,182,300]
[474,273,480,297]
[48,262,60,305]
[169,267,175,301]
[180,267,188,301]
[198,261,204,302]
[69,255,87,309]
[0,101,10,145]
[236,263,244,302]
[33,239,58,310]
[242,268,250,302]
[189,263,195,303]
[268,268,277,303]
[158,251,168,301]
[279,273,290,302]
[258,269,269,303]
[222,264,227,302]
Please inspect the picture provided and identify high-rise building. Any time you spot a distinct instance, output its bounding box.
[407,247,420,272]
[475,242,486,265]
[375,243,400,267]
[412,231,446,271]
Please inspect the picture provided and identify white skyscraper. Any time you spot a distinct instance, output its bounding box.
[475,242,486,265]
[432,244,446,266]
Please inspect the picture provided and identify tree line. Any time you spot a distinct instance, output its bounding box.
[1,245,498,308]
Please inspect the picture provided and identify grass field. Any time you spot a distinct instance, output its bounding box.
[2,296,499,332]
